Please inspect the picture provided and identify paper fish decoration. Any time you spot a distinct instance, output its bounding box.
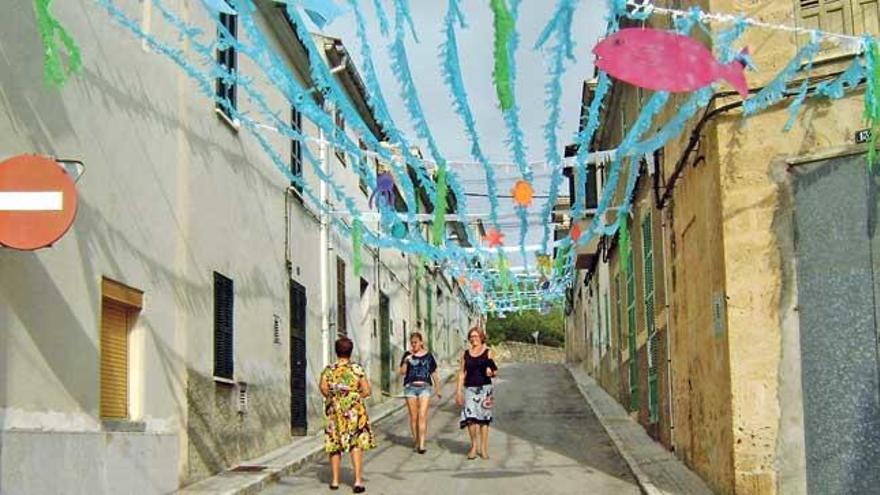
[593,28,749,99]
[201,0,236,15]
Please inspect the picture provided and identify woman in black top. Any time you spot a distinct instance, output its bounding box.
[398,332,440,453]
[455,327,498,460]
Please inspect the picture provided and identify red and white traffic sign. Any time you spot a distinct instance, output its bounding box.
[0,154,78,250]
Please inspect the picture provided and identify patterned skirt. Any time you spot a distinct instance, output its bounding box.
[324,398,376,454]
[459,384,494,429]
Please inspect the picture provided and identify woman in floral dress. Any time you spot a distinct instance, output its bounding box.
[319,337,375,493]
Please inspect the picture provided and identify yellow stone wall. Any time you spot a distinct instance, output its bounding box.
[699,1,867,492]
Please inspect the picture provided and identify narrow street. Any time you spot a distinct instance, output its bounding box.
[6,1,880,493]
[263,363,639,494]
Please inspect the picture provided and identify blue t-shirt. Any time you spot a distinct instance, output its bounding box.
[401,352,438,386]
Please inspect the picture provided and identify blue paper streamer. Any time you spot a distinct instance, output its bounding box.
[440,0,501,229]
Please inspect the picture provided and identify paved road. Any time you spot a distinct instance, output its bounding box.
[263,363,639,494]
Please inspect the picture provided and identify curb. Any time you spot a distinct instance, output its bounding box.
[566,364,662,495]
[178,368,457,495]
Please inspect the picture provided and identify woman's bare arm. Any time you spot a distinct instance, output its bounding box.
[398,352,410,376]
[455,353,466,404]
[359,377,372,399]
[487,350,498,377]
[319,372,330,399]
[431,370,442,397]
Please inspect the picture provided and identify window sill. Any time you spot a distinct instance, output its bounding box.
[803,49,859,70]
[213,376,237,386]
[215,108,241,133]
[287,185,305,204]
[102,419,146,432]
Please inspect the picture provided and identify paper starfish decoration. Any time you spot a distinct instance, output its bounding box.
[511,180,534,208]
[470,279,484,293]
[458,274,467,286]
[536,254,553,275]
[571,223,583,242]
[485,228,505,247]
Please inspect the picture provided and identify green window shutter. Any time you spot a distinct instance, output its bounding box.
[625,225,638,412]
[642,213,660,423]
[648,332,660,423]
[604,292,611,353]
[642,213,655,335]
[615,273,622,353]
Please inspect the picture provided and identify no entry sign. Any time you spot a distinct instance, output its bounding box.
[0,155,78,250]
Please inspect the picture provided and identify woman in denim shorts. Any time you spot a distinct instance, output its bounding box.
[399,332,441,453]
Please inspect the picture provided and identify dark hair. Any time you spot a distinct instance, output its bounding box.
[410,332,424,342]
[335,337,353,358]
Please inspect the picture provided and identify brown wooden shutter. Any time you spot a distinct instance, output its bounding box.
[853,0,880,35]
[337,257,347,336]
[798,0,854,34]
[214,272,234,379]
[101,299,129,419]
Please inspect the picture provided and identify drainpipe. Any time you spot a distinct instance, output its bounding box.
[319,122,330,368]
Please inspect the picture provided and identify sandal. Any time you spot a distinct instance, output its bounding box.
[329,483,339,490]
[417,448,427,454]
[353,485,366,493]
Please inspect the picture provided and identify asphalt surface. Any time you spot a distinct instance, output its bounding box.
[262,363,640,494]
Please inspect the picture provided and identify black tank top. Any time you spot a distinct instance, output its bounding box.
[464,348,497,387]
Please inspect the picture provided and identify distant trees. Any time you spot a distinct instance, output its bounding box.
[486,306,565,348]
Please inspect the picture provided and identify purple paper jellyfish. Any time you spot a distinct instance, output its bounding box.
[369,172,395,209]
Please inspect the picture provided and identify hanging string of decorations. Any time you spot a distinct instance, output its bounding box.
[41,0,880,313]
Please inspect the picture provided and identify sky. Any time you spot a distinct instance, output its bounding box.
[319,0,608,264]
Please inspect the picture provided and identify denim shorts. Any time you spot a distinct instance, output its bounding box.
[403,383,433,398]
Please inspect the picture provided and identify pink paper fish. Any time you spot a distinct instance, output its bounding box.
[593,28,749,99]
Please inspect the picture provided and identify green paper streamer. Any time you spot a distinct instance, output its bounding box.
[553,245,568,276]
[490,0,514,111]
[497,254,513,292]
[352,220,363,277]
[619,215,631,273]
[431,166,449,246]
[34,0,82,87]
[866,40,880,171]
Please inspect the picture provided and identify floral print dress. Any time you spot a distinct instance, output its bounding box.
[321,361,376,454]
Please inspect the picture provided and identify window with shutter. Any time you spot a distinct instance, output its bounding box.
[642,213,655,335]
[334,109,346,166]
[853,0,880,34]
[358,139,369,195]
[615,273,623,355]
[625,224,639,411]
[337,257,347,337]
[798,0,879,36]
[290,107,303,195]
[642,213,659,421]
[648,331,660,423]
[101,300,129,419]
[100,278,142,420]
[214,272,234,380]
[215,1,237,121]
[604,292,611,353]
